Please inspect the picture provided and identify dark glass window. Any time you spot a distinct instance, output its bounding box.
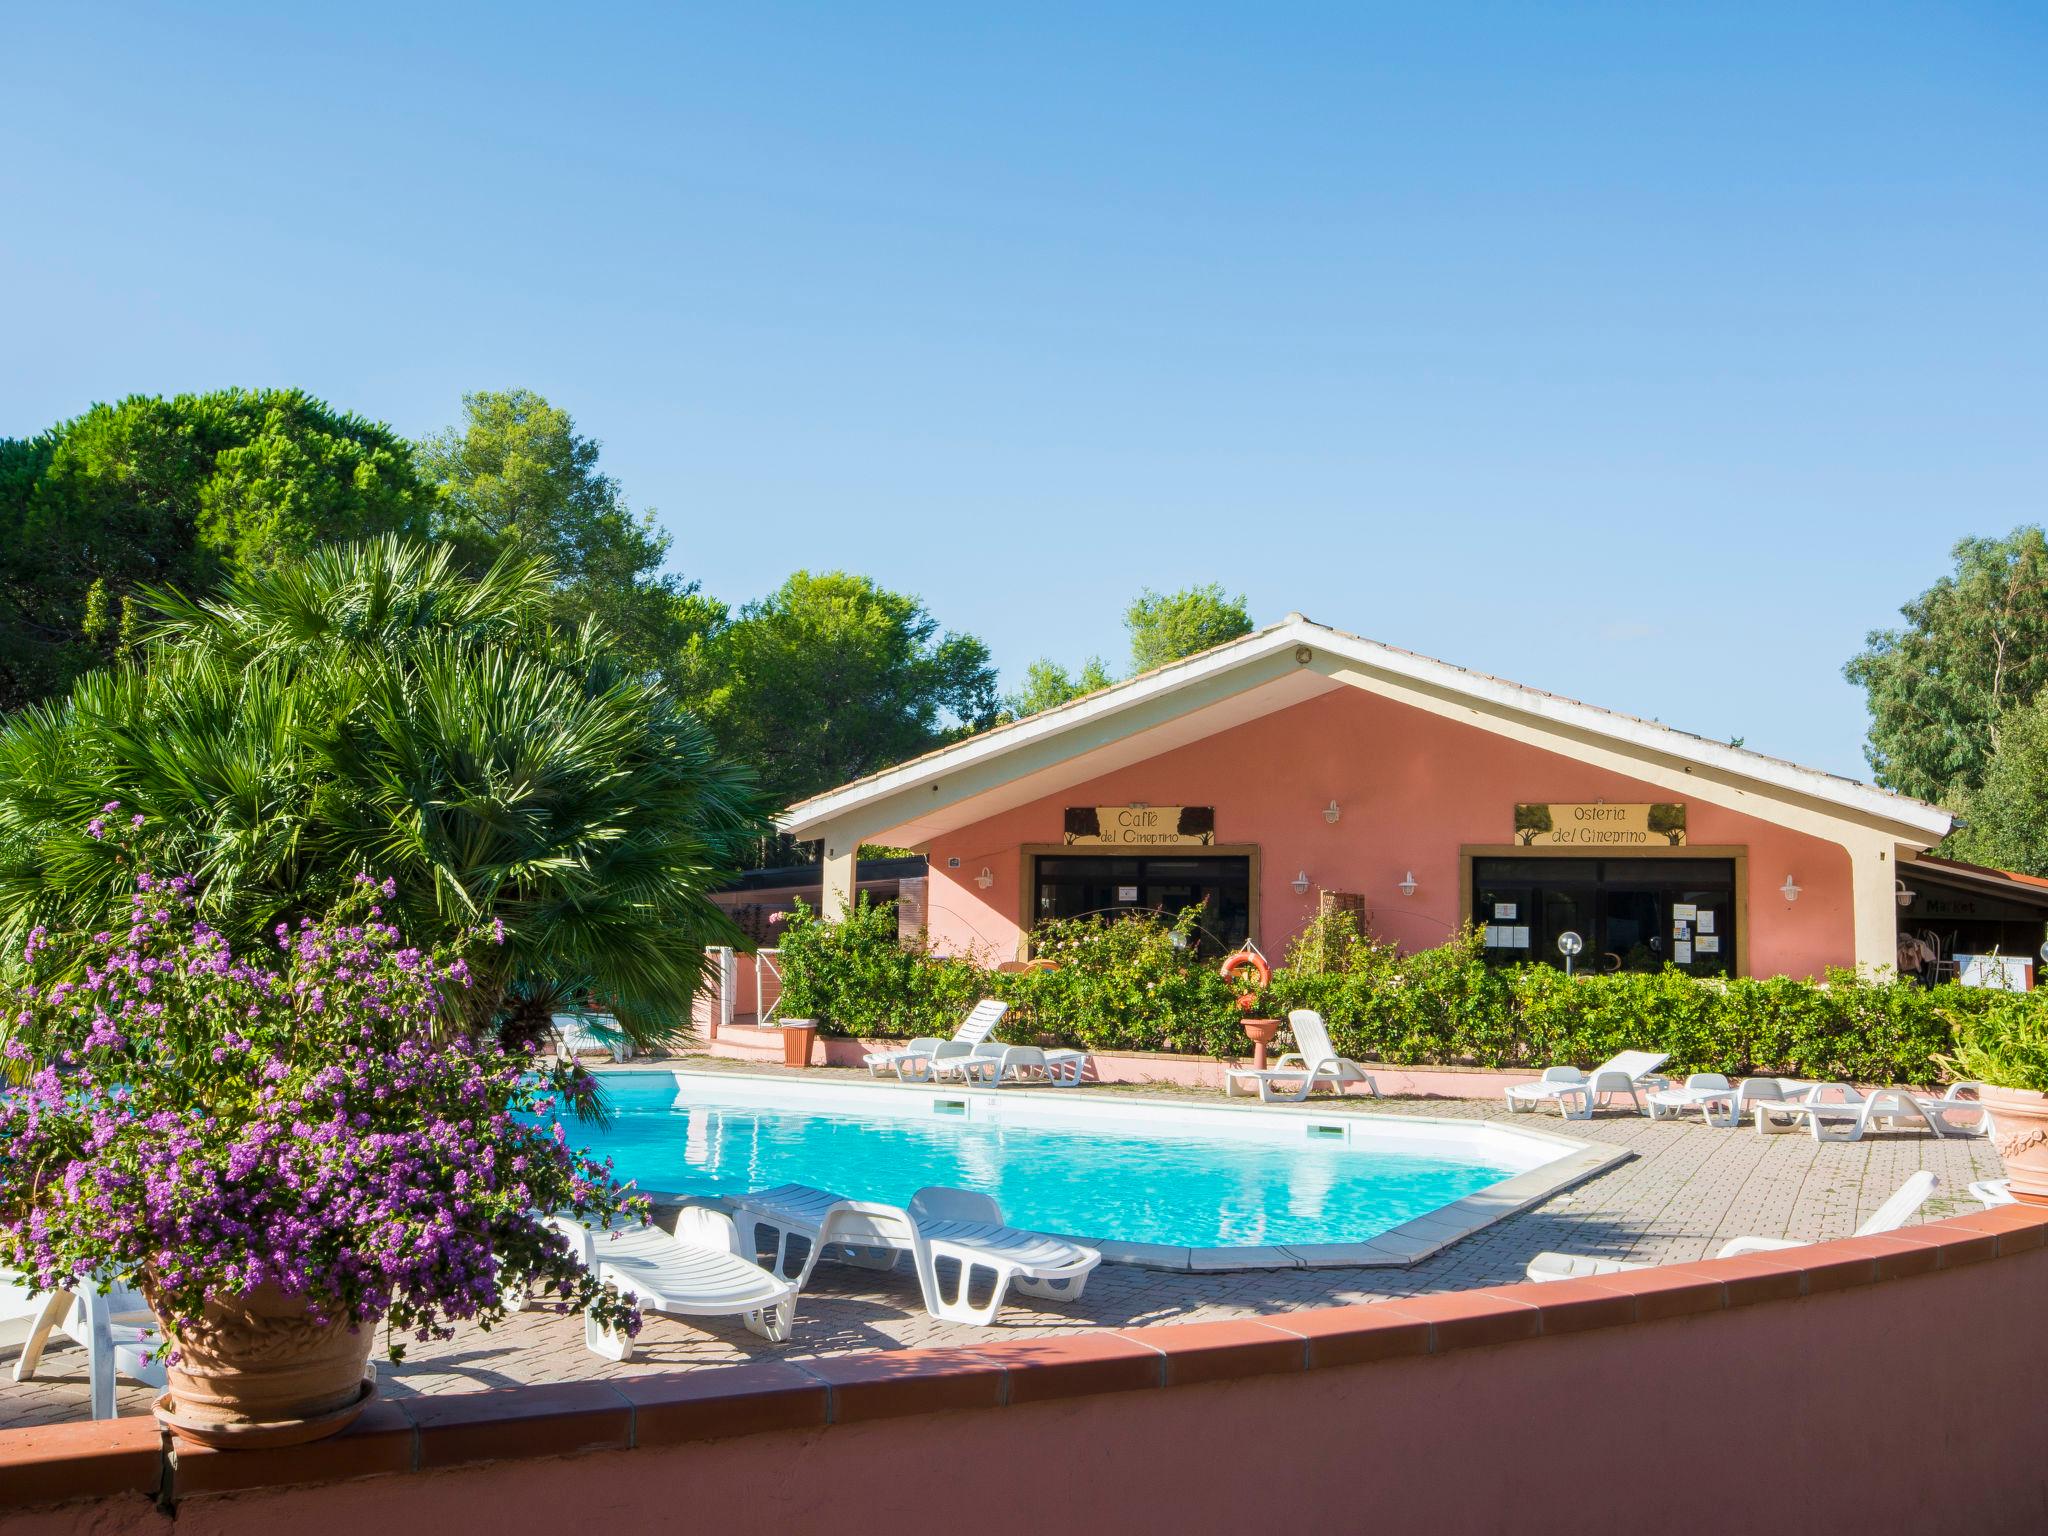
[1032,855,1251,952]
[1472,857,1736,977]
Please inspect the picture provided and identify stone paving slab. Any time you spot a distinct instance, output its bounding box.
[1,1074,2003,1429]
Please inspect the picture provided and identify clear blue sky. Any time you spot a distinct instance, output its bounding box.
[5,3,2043,783]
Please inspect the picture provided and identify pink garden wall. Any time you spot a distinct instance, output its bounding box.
[13,1207,2043,1534]
[924,685,1856,978]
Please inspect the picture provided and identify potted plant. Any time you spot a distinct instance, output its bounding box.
[0,846,645,1447]
[766,914,833,1068]
[1943,995,2048,1204]
[1218,949,1279,1068]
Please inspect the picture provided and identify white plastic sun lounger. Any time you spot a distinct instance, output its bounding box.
[863,999,1008,1083]
[1223,1011,1379,1103]
[1918,1083,1994,1138]
[1649,1075,1810,1129]
[554,1209,799,1359]
[1970,1178,2016,1208]
[551,1011,635,1062]
[1504,1051,1670,1120]
[1525,1171,1941,1280]
[1645,1073,1735,1124]
[1750,1084,1947,1143]
[7,1277,164,1420]
[730,1183,1100,1326]
[932,1042,1091,1087]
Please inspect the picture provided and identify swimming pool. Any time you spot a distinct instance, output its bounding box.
[562,1071,1623,1269]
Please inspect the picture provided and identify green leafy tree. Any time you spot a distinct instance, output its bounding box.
[1947,693,2048,875]
[0,538,766,1048]
[1125,584,1255,672]
[1845,527,2048,804]
[1003,655,1114,720]
[681,570,998,810]
[0,391,430,711]
[416,389,715,677]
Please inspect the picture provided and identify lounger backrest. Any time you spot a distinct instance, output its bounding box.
[1856,1170,1938,1236]
[1595,1050,1669,1081]
[818,1200,919,1249]
[1684,1073,1734,1091]
[955,999,1008,1045]
[1540,1066,1586,1085]
[1,1270,41,1325]
[1287,1010,1337,1064]
[674,1205,747,1258]
[909,1186,1004,1226]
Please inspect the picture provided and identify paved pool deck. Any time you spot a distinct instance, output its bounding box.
[1,1059,2004,1428]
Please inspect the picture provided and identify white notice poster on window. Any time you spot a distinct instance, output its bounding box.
[1509,926,1529,948]
[1116,885,1138,902]
[1673,903,1698,921]
[1493,903,1518,920]
[1696,934,1720,954]
[1697,911,1715,934]
[1674,942,1693,964]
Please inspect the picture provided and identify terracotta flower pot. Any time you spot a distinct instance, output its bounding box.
[1980,1084,2048,1205]
[150,1282,375,1448]
[780,1020,819,1068]
[1241,1018,1282,1071]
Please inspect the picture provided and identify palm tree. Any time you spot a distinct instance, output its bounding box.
[0,538,767,1048]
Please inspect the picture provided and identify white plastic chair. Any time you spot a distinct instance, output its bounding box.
[1504,1050,1670,1119]
[8,1280,164,1419]
[863,999,1008,1083]
[555,1208,799,1360]
[1969,1178,2016,1208]
[1526,1171,1941,1279]
[1224,1011,1379,1103]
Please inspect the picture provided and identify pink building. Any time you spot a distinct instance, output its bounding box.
[780,616,2047,981]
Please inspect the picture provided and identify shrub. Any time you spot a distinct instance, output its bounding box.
[1942,991,2048,1090]
[774,895,980,1037]
[0,852,646,1360]
[994,910,1241,1056]
[772,898,2027,1085]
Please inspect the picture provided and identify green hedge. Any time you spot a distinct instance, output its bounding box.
[770,899,2017,1087]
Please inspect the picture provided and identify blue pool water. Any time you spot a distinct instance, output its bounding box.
[560,1077,1516,1248]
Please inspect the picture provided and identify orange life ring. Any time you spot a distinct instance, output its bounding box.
[1218,949,1271,1011]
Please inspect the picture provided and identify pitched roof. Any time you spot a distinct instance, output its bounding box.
[780,614,1953,842]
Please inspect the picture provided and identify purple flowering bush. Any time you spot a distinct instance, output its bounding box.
[0,841,646,1359]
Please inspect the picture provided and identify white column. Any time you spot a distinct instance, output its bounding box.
[1848,839,1900,976]
[821,832,857,920]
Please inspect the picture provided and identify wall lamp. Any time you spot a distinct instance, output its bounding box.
[1291,870,1311,896]
[1780,876,1802,903]
[1323,800,1341,824]
[1396,871,1418,898]
[975,867,995,890]
[1895,879,1916,909]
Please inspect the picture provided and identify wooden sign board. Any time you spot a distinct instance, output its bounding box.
[1063,806,1215,847]
[1514,803,1687,848]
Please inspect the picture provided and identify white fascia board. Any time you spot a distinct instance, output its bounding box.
[778,616,1952,844]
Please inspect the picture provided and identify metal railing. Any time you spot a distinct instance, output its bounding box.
[754,947,783,1024]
